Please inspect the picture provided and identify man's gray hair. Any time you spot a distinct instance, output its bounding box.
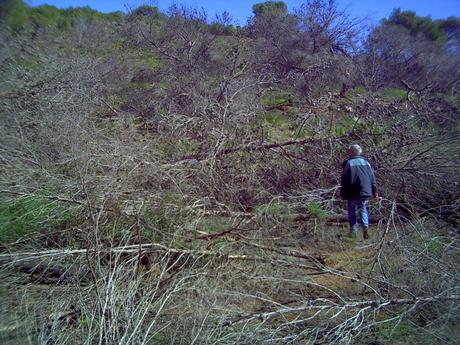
[349,144,362,156]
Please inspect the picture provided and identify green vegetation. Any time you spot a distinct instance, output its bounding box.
[261,101,304,141]
[410,230,450,256]
[254,200,294,216]
[346,85,368,97]
[0,0,29,31]
[252,1,288,16]
[385,8,454,42]
[0,196,75,243]
[0,0,122,32]
[332,116,358,136]
[380,88,407,102]
[179,138,200,155]
[261,90,292,108]
[444,92,460,109]
[377,320,419,343]
[306,202,327,220]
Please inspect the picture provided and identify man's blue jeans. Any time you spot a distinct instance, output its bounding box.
[347,197,369,232]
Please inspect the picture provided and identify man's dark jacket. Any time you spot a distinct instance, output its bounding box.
[341,156,376,200]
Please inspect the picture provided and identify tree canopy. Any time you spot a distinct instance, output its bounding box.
[252,1,288,16]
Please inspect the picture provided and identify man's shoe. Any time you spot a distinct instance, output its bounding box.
[363,228,369,240]
[348,226,359,238]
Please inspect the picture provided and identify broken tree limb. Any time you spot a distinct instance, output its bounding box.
[0,243,209,263]
[1,238,329,278]
[173,137,328,165]
[0,255,90,283]
[189,209,254,219]
[225,294,460,326]
[231,235,327,265]
[0,242,306,264]
[189,207,383,224]
[194,226,327,265]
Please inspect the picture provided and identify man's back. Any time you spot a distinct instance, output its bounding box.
[341,156,376,200]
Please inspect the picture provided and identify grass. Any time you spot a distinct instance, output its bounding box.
[261,110,301,142]
[179,138,200,155]
[142,193,189,243]
[0,196,75,244]
[261,90,293,108]
[346,85,368,97]
[410,232,450,257]
[332,116,359,136]
[132,48,162,71]
[331,115,385,139]
[376,319,419,344]
[254,200,295,217]
[444,92,460,111]
[263,110,286,127]
[379,88,407,102]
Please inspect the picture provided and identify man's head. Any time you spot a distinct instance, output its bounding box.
[349,144,362,157]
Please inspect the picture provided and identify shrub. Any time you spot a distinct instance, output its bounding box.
[0,0,30,31]
[306,202,327,220]
[29,5,62,28]
[128,5,162,20]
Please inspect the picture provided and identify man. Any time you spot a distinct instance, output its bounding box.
[340,144,377,239]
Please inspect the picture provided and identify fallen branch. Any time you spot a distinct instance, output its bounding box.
[2,259,89,283]
[233,235,327,265]
[190,208,382,224]
[225,294,460,326]
[190,209,254,219]
[174,137,326,165]
[0,243,287,264]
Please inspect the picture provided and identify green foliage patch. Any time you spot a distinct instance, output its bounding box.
[306,202,327,220]
[261,90,292,108]
[0,196,75,243]
[411,232,450,256]
[332,116,357,136]
[263,110,286,127]
[261,109,303,142]
[376,319,418,343]
[0,0,29,31]
[252,1,288,16]
[1,0,123,32]
[254,200,294,216]
[262,110,289,141]
[379,88,407,102]
[385,8,451,42]
[332,115,385,140]
[179,138,200,155]
[444,93,460,109]
[128,5,162,21]
[346,85,368,97]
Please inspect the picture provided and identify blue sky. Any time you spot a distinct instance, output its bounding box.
[27,0,460,25]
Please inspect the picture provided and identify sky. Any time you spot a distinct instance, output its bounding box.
[27,0,460,26]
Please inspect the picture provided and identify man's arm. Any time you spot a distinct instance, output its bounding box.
[370,166,377,197]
